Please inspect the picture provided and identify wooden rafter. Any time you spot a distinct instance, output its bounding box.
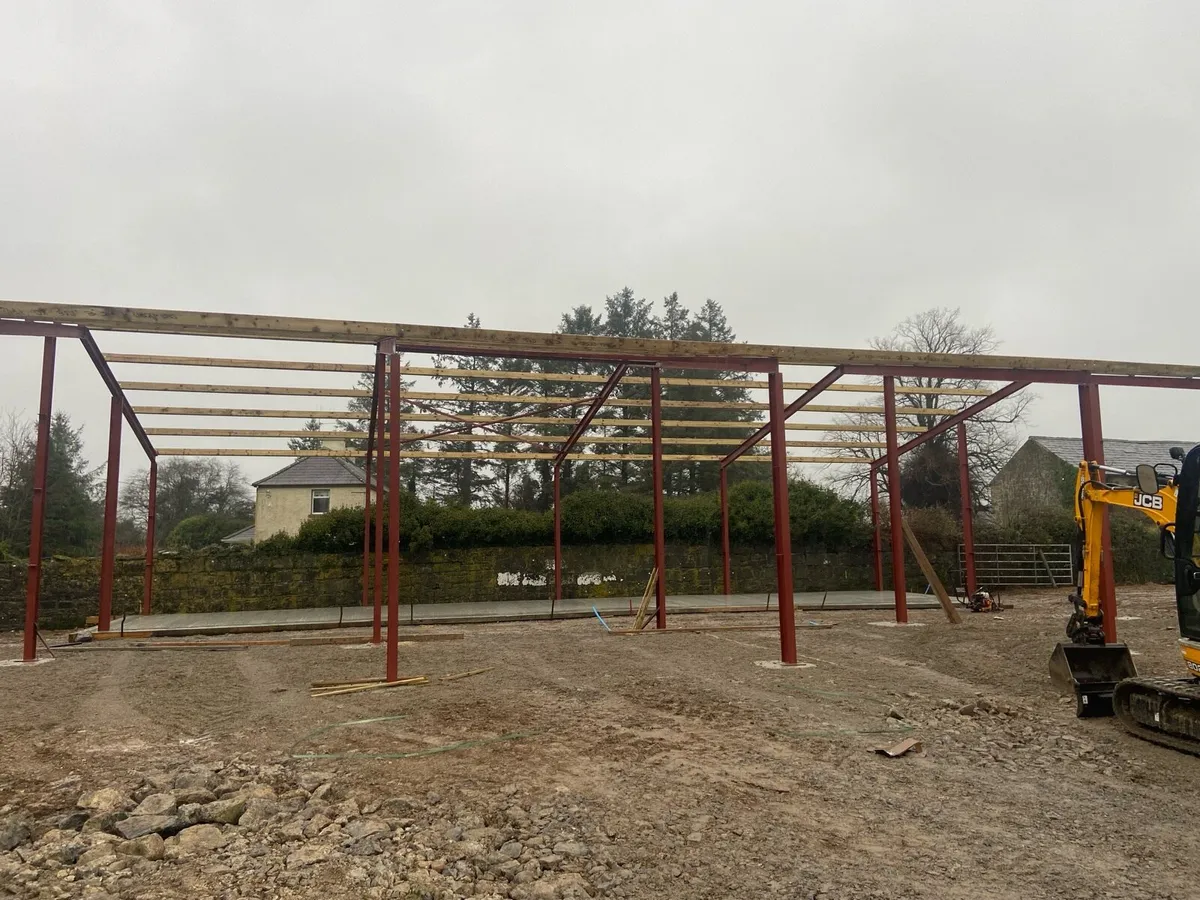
[120,382,956,416]
[131,407,928,432]
[104,352,991,397]
[7,299,1199,377]
[140,427,885,448]
[154,447,873,463]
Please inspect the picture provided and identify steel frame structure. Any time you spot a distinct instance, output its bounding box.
[4,300,1200,671]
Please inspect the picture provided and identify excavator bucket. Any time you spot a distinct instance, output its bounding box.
[1049,642,1137,718]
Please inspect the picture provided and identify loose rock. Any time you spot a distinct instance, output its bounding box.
[132,793,178,817]
[114,815,185,840]
[117,833,166,861]
[77,788,134,813]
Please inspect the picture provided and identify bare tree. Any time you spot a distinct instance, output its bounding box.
[823,308,1034,503]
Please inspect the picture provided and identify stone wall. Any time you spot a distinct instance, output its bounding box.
[0,543,954,631]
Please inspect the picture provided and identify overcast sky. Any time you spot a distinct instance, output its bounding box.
[1,1,1198,490]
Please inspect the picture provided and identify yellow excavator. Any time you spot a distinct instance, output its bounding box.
[1049,443,1200,753]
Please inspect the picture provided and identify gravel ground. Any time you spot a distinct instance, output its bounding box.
[2,585,1199,899]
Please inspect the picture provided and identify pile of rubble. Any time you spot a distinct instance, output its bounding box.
[0,760,633,899]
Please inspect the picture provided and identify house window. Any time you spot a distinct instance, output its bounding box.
[311,489,331,515]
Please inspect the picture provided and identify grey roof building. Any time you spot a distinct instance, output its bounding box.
[252,456,369,488]
[989,436,1195,527]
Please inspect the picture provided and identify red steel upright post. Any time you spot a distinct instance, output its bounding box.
[552,464,562,614]
[372,355,385,644]
[883,377,908,623]
[22,337,56,662]
[361,443,373,609]
[142,459,157,615]
[957,422,978,594]
[1079,382,1117,642]
[650,368,667,629]
[387,353,402,681]
[98,395,122,633]
[768,370,797,663]
[719,466,731,595]
[870,467,883,592]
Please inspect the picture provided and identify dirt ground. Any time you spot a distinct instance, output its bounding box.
[3,585,1200,899]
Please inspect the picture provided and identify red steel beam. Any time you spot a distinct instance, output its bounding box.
[719,467,731,596]
[844,364,1200,390]
[554,364,629,465]
[387,352,402,681]
[1079,383,1117,642]
[22,337,56,662]
[870,381,1031,469]
[722,366,843,467]
[651,368,667,629]
[79,328,156,461]
[768,371,797,662]
[957,422,978,594]
[0,320,81,339]
[98,395,122,632]
[373,353,386,644]
[142,460,157,615]
[870,469,883,592]
[883,377,908,623]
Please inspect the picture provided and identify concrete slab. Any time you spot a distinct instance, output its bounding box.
[99,590,938,638]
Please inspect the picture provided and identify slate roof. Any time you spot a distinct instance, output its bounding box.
[221,524,256,544]
[1028,436,1195,472]
[253,456,369,488]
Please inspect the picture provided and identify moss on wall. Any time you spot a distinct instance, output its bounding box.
[0,538,1162,632]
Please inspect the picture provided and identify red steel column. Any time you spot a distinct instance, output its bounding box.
[719,466,731,595]
[650,368,667,629]
[957,422,978,594]
[552,465,562,613]
[373,354,385,644]
[142,459,157,615]
[22,337,56,662]
[361,442,372,608]
[768,370,797,663]
[98,395,122,632]
[870,467,883,592]
[1079,382,1117,642]
[883,376,908,623]
[386,353,402,681]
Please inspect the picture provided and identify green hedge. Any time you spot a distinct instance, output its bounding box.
[250,484,1175,585]
[255,480,873,554]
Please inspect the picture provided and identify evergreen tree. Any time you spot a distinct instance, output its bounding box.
[287,419,324,458]
[337,361,423,494]
[428,314,499,506]
[0,413,102,556]
[602,287,660,490]
[661,299,763,496]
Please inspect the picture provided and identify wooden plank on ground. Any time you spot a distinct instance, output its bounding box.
[900,518,962,624]
[311,676,428,697]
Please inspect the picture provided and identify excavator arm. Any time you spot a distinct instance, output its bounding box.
[1065,461,1177,641]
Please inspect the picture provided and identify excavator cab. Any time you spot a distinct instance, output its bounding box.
[1170,445,1200,647]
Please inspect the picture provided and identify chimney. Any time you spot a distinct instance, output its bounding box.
[321,438,347,453]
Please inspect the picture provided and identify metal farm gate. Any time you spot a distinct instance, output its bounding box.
[960,543,1074,587]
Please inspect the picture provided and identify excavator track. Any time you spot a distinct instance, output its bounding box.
[1113,676,1200,756]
